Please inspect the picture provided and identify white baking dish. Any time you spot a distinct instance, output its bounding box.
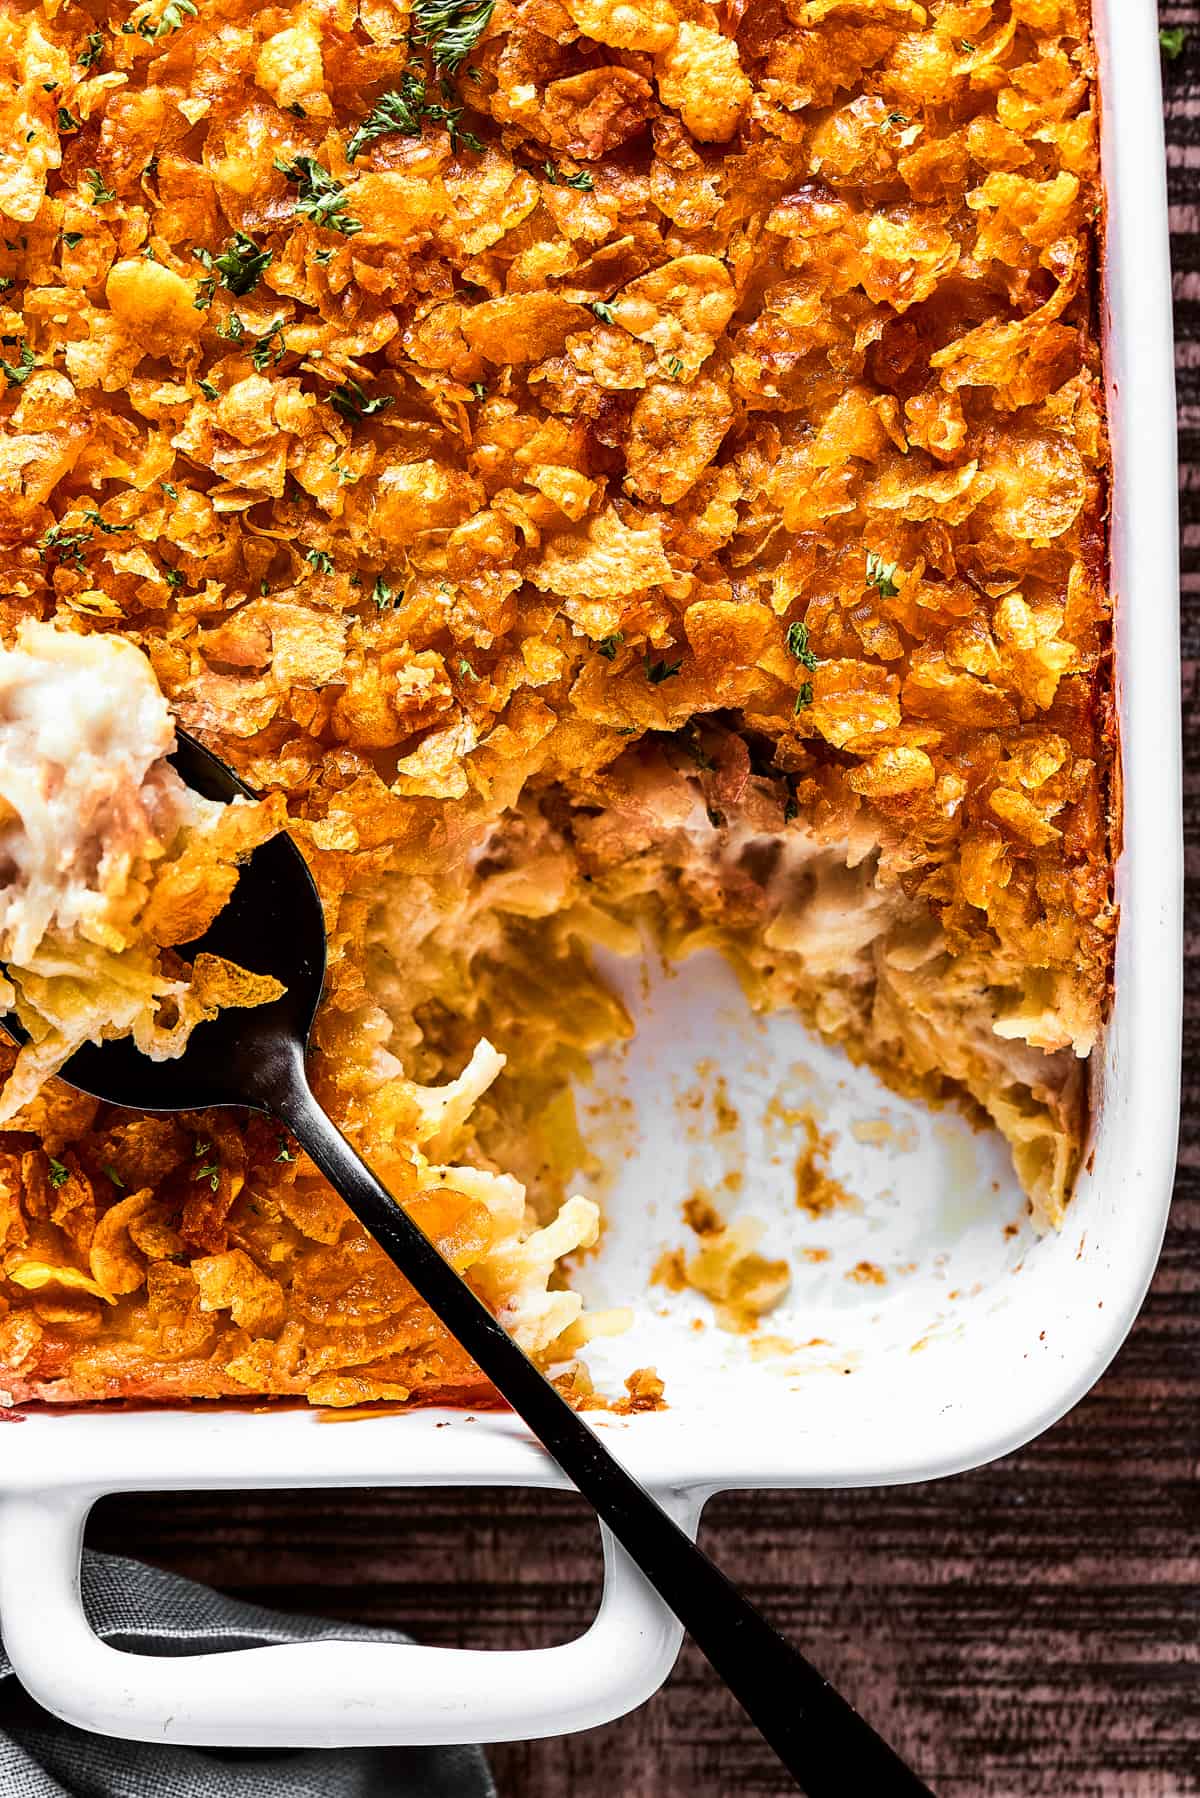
[0,0,1180,1750]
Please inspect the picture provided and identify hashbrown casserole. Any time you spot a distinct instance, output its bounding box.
[0,0,1114,1407]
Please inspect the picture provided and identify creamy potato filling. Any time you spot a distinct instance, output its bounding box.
[0,622,282,1120]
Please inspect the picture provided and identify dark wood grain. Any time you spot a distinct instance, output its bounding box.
[88,12,1200,1795]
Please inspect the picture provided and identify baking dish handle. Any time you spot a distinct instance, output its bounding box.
[0,1485,702,1747]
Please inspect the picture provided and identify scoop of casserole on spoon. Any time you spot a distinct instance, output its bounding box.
[4,723,935,1798]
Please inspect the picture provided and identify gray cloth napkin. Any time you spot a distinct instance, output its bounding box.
[0,1550,496,1798]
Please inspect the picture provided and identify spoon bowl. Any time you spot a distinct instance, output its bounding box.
[4,731,325,1114]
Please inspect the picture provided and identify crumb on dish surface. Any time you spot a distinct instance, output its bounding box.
[0,0,1112,1406]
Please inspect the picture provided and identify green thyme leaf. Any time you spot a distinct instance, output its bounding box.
[0,340,34,386]
[410,0,495,72]
[274,154,362,236]
[329,377,394,421]
[216,312,245,341]
[372,575,397,608]
[197,377,218,399]
[589,300,616,325]
[84,167,116,205]
[276,1137,295,1162]
[596,633,623,659]
[347,75,427,159]
[785,619,817,671]
[864,549,900,599]
[794,681,814,712]
[1160,25,1187,58]
[213,231,273,297]
[57,106,81,132]
[250,318,287,370]
[78,30,105,67]
[62,231,83,248]
[124,0,197,39]
[82,509,132,534]
[645,653,682,684]
[48,1157,69,1188]
[542,161,593,190]
[102,1162,125,1188]
[304,547,335,575]
[38,523,92,567]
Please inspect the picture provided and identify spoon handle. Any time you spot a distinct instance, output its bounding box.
[266,1050,935,1798]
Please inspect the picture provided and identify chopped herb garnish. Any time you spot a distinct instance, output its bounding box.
[287,102,307,118]
[458,656,478,680]
[886,111,908,126]
[213,230,273,297]
[785,619,817,671]
[250,318,287,370]
[82,509,132,535]
[1160,26,1187,58]
[410,0,495,73]
[78,30,105,67]
[372,575,397,608]
[163,565,184,588]
[0,277,13,294]
[864,549,900,599]
[122,0,197,39]
[102,1162,125,1188]
[347,75,427,159]
[596,632,623,659]
[84,167,116,206]
[313,246,335,265]
[48,1157,69,1188]
[57,106,81,132]
[645,654,682,684]
[38,523,92,567]
[0,340,34,386]
[959,38,976,53]
[794,682,814,712]
[589,300,616,325]
[305,547,335,574]
[161,480,177,498]
[542,161,593,190]
[470,380,486,399]
[62,231,83,249]
[665,355,684,378]
[216,312,245,341]
[274,154,362,236]
[197,377,218,399]
[193,1161,219,1191]
[784,790,799,823]
[276,1137,294,1162]
[329,377,394,421]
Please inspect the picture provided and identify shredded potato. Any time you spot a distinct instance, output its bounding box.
[0,0,1110,1407]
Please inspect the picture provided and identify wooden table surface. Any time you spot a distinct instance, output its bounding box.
[90,12,1200,1796]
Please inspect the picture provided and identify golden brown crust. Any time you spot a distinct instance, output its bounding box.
[0,0,1111,1405]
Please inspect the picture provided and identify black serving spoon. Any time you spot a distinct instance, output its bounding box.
[9,730,935,1798]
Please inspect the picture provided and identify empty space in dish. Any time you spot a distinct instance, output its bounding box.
[570,946,1034,1410]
